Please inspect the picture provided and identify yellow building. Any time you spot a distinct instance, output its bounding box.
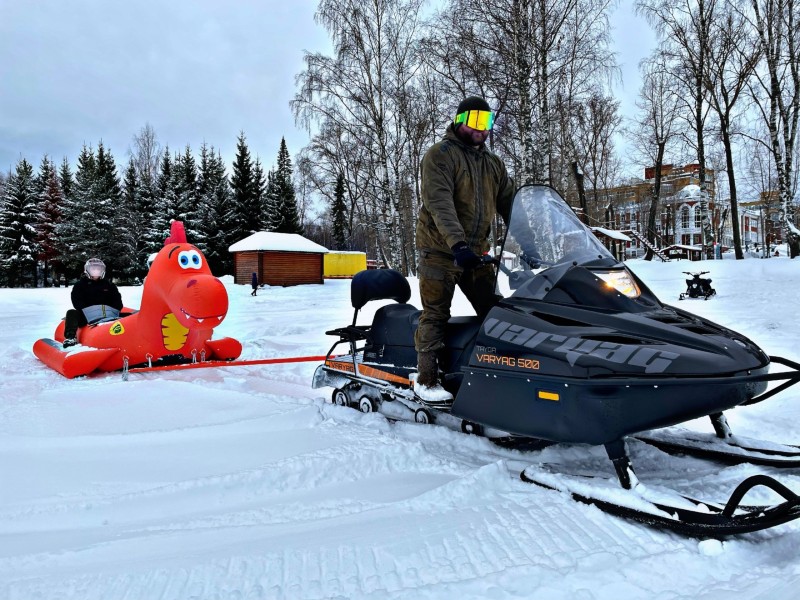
[324,251,367,278]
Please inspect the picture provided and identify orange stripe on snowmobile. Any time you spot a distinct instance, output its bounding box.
[326,359,410,385]
[357,364,410,385]
[326,359,356,373]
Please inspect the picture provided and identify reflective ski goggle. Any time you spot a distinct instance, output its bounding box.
[454,109,495,131]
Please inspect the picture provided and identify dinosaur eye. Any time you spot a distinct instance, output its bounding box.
[177,250,202,270]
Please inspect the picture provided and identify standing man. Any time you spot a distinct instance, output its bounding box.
[414,96,515,406]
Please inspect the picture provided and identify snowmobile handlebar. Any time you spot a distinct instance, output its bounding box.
[482,255,525,277]
[483,254,553,273]
[683,271,709,276]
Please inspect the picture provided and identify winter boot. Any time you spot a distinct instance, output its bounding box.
[62,309,80,348]
[412,351,454,409]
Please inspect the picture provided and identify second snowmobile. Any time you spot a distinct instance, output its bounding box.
[679,270,716,300]
[313,184,800,536]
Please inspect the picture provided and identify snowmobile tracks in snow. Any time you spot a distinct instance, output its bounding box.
[520,465,800,537]
[325,386,800,536]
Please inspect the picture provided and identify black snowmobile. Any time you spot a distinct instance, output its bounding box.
[312,184,800,536]
[679,270,716,300]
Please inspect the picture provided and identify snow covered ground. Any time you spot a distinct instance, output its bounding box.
[2,253,800,600]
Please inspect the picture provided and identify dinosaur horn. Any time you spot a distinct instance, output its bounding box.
[165,220,187,245]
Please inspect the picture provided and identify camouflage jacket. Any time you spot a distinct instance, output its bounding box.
[417,123,515,256]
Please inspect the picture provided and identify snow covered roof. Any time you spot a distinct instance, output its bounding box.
[666,244,702,251]
[229,232,329,254]
[591,227,632,242]
[676,184,704,200]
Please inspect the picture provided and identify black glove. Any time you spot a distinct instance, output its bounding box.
[520,248,542,269]
[451,241,482,270]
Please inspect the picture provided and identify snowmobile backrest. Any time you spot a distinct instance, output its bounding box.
[351,269,411,310]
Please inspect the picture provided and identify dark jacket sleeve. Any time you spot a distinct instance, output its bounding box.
[420,144,466,249]
[108,282,123,310]
[71,279,87,310]
[495,161,515,225]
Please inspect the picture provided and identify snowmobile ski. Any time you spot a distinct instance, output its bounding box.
[634,404,800,468]
[635,430,800,468]
[520,465,800,537]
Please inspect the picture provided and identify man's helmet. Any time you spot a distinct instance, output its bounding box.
[84,257,106,279]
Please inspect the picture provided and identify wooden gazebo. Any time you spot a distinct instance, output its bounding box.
[229,232,328,286]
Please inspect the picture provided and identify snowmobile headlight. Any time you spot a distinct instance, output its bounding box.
[596,271,641,298]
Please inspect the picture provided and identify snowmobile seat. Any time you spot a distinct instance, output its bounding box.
[347,269,481,367]
[366,305,481,371]
[370,303,419,348]
[326,269,412,343]
[351,269,411,310]
[368,306,481,351]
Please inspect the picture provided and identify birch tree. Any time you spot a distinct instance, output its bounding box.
[630,55,683,260]
[703,4,760,259]
[637,0,717,250]
[744,0,800,256]
[293,0,428,271]
[421,0,617,187]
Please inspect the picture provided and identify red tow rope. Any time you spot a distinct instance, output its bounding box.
[129,354,330,374]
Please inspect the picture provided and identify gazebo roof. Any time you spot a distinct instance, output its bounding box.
[229,232,329,253]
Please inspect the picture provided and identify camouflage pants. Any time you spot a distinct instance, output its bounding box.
[414,250,499,353]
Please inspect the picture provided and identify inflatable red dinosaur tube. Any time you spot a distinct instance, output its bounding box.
[33,221,242,378]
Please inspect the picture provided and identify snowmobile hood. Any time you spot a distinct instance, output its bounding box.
[481,299,768,379]
[489,185,769,378]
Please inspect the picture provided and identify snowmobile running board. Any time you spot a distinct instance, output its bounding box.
[521,468,800,537]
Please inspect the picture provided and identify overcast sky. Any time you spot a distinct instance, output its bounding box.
[0,0,330,174]
[0,0,654,178]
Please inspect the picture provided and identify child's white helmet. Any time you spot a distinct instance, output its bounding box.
[84,257,106,279]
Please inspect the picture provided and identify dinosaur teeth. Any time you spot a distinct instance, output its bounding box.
[180,309,222,324]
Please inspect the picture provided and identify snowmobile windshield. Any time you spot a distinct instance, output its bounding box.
[496,184,617,299]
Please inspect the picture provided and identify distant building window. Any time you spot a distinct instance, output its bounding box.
[681,206,690,228]
[694,207,703,228]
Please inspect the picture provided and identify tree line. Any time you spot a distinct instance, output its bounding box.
[0,128,303,286]
[295,0,799,266]
[2,0,799,287]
